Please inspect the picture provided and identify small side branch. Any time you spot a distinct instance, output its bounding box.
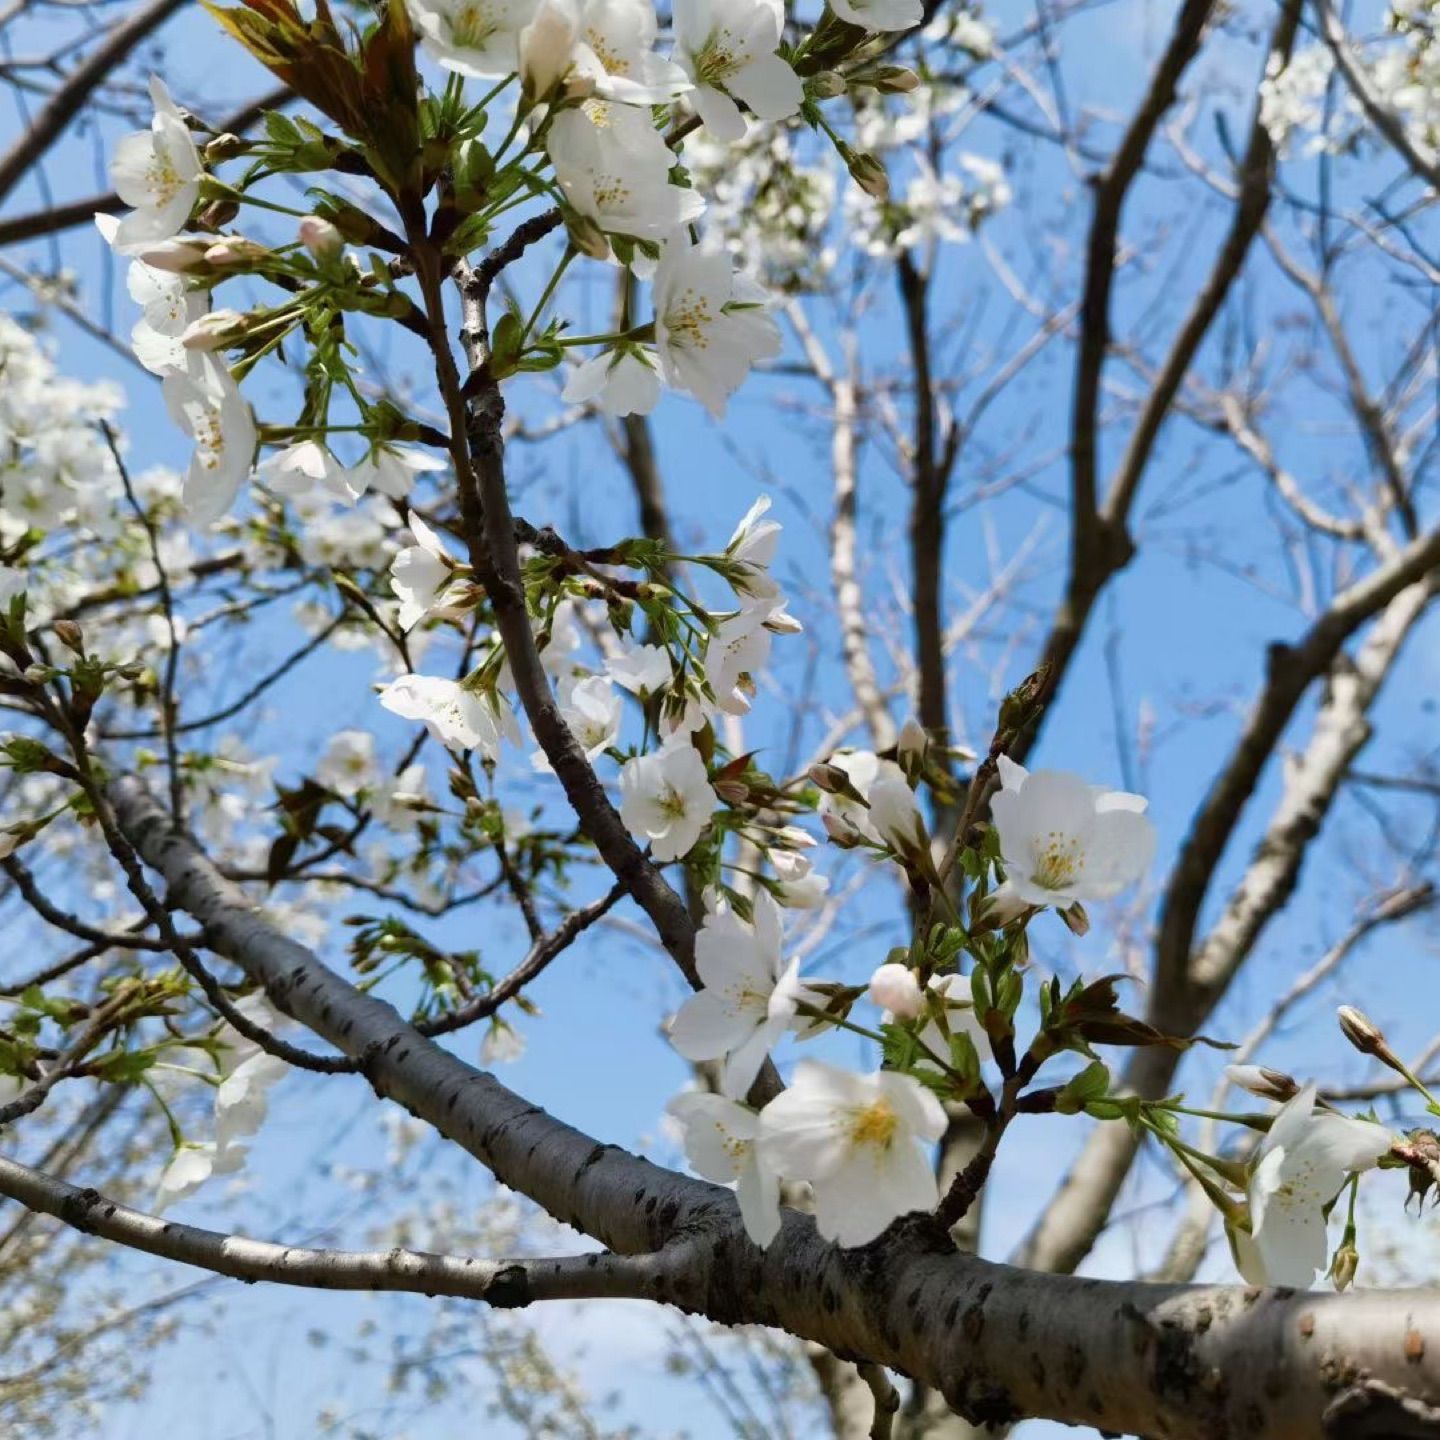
[0,1151,673,1307]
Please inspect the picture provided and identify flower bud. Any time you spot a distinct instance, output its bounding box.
[204,236,269,269]
[808,762,850,794]
[1330,1240,1359,1292]
[1337,1005,1386,1056]
[873,65,921,93]
[181,308,249,352]
[844,147,889,200]
[897,717,928,778]
[1058,901,1089,937]
[1223,1064,1300,1103]
[298,215,343,260]
[320,203,387,247]
[204,132,246,163]
[196,198,240,230]
[51,619,84,655]
[807,71,846,98]
[713,779,749,804]
[822,812,862,848]
[133,237,215,273]
[564,209,610,261]
[868,962,923,1019]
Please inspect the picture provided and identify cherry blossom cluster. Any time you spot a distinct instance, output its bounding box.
[1260,4,1440,160]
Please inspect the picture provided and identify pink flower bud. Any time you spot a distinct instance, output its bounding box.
[298,215,343,260]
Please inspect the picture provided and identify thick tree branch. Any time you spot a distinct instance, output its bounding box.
[78,775,1440,1438]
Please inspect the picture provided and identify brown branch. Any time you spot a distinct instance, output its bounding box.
[0,1150,676,1305]
[100,770,1440,1440]
[1016,0,1295,767]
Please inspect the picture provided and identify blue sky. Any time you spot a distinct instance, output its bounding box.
[3,0,1439,1434]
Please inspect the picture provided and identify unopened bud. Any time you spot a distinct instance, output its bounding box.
[1058,901,1089,937]
[868,962,923,1019]
[1337,1005,1385,1055]
[822,812,862,848]
[809,762,850,794]
[204,132,247,163]
[204,236,269,269]
[51,620,83,655]
[808,71,846,98]
[713,779,749,804]
[872,65,921,93]
[298,215,343,260]
[22,664,52,685]
[196,198,240,230]
[844,147,889,200]
[1330,1240,1359,1292]
[897,716,928,778]
[320,203,385,247]
[134,237,215,273]
[1223,1064,1300,1103]
[564,209,610,261]
[181,308,249,352]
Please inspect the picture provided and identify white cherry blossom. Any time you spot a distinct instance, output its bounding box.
[667,1091,780,1245]
[723,494,780,597]
[1233,1083,1393,1288]
[818,749,907,844]
[672,0,802,141]
[407,0,540,77]
[757,1060,946,1246]
[573,0,692,101]
[989,755,1155,908]
[161,355,257,526]
[536,673,622,769]
[315,729,379,796]
[391,514,461,630]
[522,0,690,101]
[156,1141,247,1211]
[107,77,203,252]
[257,441,357,503]
[618,738,718,860]
[606,641,672,696]
[652,239,781,416]
[348,443,448,499]
[705,602,773,715]
[562,347,662,415]
[669,890,801,1097]
[867,776,928,855]
[378,673,517,759]
[547,107,706,241]
[771,847,827,907]
[828,0,922,32]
